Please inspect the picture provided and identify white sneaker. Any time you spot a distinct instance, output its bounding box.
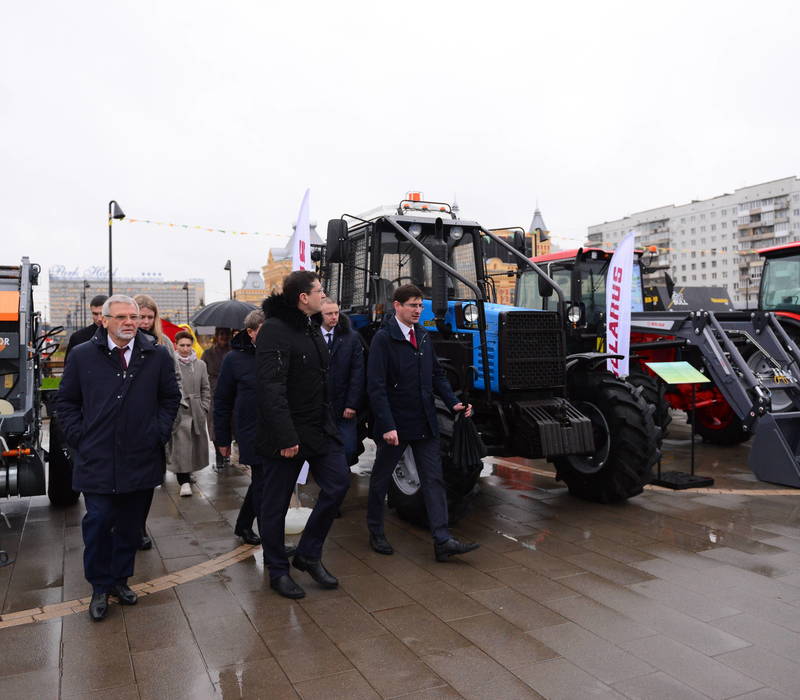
[179,483,192,497]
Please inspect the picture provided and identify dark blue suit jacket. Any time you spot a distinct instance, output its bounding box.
[367,316,459,441]
[325,313,365,417]
[56,328,181,494]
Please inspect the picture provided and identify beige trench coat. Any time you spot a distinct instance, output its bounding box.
[167,356,211,474]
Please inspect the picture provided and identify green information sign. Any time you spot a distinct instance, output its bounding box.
[644,361,710,385]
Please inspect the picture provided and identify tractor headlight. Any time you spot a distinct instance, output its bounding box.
[408,223,422,237]
[463,302,479,325]
[450,226,464,241]
[567,304,581,324]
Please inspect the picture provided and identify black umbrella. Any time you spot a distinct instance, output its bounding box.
[191,299,258,329]
[451,412,488,468]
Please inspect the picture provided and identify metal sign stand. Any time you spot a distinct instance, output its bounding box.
[646,362,715,490]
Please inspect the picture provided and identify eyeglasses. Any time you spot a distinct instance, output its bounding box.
[106,314,141,321]
[307,287,325,295]
[401,303,424,309]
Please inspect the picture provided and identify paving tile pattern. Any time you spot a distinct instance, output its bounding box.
[2,425,800,697]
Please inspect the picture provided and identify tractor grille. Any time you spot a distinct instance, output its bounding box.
[499,311,565,390]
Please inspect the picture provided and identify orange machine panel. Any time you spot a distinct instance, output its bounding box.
[0,291,20,321]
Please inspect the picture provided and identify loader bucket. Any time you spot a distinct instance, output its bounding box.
[749,412,800,488]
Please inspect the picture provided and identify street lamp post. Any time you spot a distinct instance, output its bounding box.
[82,280,91,326]
[108,200,126,295]
[224,260,232,300]
[182,282,190,323]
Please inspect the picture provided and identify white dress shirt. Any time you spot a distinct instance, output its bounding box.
[395,316,414,342]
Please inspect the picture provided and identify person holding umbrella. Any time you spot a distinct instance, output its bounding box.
[202,327,233,470]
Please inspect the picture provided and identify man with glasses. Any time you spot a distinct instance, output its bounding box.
[256,271,350,598]
[367,284,479,561]
[57,295,181,620]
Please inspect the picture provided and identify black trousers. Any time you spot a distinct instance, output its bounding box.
[82,489,154,594]
[367,437,450,543]
[235,463,263,531]
[260,440,350,580]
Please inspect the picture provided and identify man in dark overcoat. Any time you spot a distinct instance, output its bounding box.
[319,299,365,465]
[57,294,181,621]
[64,294,108,361]
[256,271,350,599]
[367,284,479,561]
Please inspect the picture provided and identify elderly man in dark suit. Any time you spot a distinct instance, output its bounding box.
[57,294,181,621]
[256,271,350,599]
[367,284,479,561]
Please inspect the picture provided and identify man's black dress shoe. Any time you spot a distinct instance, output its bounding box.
[234,526,261,545]
[434,538,480,562]
[139,535,153,551]
[270,574,306,599]
[110,583,138,605]
[369,532,394,555]
[89,592,109,621]
[292,554,338,588]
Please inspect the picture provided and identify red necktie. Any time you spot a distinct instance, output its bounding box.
[408,327,417,349]
[115,346,128,369]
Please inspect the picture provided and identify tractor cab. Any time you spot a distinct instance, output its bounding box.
[516,248,646,352]
[758,242,800,329]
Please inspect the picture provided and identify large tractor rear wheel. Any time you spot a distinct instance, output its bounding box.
[554,370,658,503]
[628,368,672,441]
[387,411,482,527]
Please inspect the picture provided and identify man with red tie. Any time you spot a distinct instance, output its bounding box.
[366,284,479,561]
[57,295,181,621]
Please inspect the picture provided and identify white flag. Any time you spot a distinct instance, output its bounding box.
[606,231,636,378]
[291,188,312,271]
[291,188,312,485]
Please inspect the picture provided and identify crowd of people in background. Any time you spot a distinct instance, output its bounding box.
[56,270,479,620]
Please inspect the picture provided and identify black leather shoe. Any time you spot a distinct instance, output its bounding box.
[284,544,297,558]
[369,532,394,555]
[270,574,306,599]
[434,538,480,562]
[89,592,109,621]
[292,554,338,588]
[234,526,261,545]
[110,583,138,605]
[139,535,153,550]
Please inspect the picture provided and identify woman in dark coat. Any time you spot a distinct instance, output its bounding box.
[214,310,265,545]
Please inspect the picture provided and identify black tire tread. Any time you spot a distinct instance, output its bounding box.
[554,371,659,503]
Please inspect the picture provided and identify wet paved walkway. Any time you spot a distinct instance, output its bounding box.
[2,420,800,699]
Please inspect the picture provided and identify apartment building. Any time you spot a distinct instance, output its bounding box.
[586,177,800,306]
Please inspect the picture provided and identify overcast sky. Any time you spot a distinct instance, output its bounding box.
[3,1,799,309]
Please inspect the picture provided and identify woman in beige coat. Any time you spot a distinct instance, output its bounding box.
[168,331,211,496]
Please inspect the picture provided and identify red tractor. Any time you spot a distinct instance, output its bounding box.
[515,247,744,444]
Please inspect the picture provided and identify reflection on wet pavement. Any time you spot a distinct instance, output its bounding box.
[2,418,800,697]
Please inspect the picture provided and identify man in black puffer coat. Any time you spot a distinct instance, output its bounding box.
[256,271,350,599]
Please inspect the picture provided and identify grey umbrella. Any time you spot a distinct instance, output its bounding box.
[190,299,258,329]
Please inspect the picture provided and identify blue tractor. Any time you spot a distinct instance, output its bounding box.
[323,199,659,522]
